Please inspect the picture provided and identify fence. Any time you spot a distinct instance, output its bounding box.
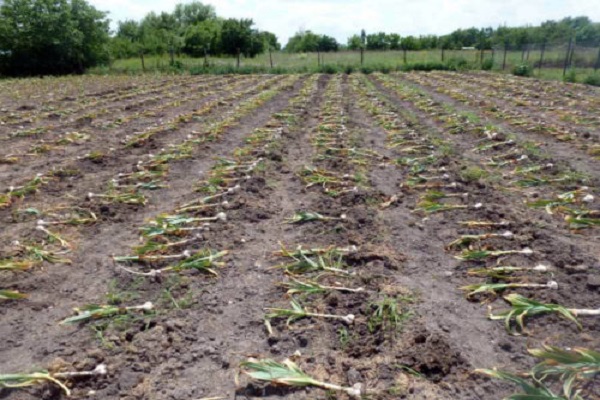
[491,41,600,75]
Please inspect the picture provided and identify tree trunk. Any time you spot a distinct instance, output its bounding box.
[269,48,273,68]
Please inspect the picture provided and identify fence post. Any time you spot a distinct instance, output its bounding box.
[317,50,321,66]
[568,39,576,69]
[236,48,241,69]
[403,48,407,64]
[538,42,546,74]
[269,48,273,69]
[203,47,209,67]
[491,48,495,67]
[140,52,146,72]
[526,44,531,61]
[441,47,445,62]
[360,47,364,65]
[502,45,508,70]
[563,37,573,77]
[595,46,600,71]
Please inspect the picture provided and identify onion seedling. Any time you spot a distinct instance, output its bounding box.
[36,225,71,249]
[446,231,514,250]
[0,259,35,271]
[266,298,355,327]
[490,293,599,334]
[0,290,27,300]
[284,211,345,224]
[475,368,560,400]
[240,358,363,398]
[282,277,364,296]
[273,243,358,258]
[60,301,154,325]
[0,364,107,396]
[468,264,549,280]
[276,252,353,276]
[25,245,71,264]
[415,200,480,214]
[116,250,228,276]
[566,215,600,230]
[461,280,558,298]
[455,247,533,261]
[87,191,147,205]
[459,220,510,228]
[529,345,600,398]
[182,185,240,208]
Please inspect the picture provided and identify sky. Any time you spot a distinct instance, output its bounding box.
[88,0,600,45]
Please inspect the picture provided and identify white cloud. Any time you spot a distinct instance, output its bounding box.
[89,0,600,45]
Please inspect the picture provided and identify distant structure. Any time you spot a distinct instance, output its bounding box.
[461,47,476,50]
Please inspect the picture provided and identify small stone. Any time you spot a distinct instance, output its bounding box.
[565,264,588,274]
[586,275,600,289]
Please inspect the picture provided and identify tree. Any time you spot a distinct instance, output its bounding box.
[347,34,362,50]
[183,19,221,56]
[221,18,262,63]
[173,1,215,27]
[0,0,110,76]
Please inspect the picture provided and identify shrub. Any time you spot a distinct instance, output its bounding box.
[563,69,577,83]
[583,74,600,87]
[481,59,494,71]
[512,63,533,77]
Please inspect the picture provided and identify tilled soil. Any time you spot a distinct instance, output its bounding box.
[0,72,599,400]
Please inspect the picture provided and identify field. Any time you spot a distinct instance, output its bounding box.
[102,48,600,83]
[0,71,599,399]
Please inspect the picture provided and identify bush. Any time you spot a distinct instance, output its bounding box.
[583,74,600,87]
[343,65,355,74]
[563,69,577,83]
[512,63,533,77]
[481,59,494,71]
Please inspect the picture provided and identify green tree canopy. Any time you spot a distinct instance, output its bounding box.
[0,0,110,76]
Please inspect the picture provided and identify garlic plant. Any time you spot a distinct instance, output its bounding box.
[115,249,228,277]
[0,290,27,300]
[455,247,533,261]
[445,231,514,250]
[265,298,355,328]
[60,302,154,325]
[490,293,599,334]
[467,264,549,279]
[240,358,363,398]
[477,346,600,400]
[461,280,558,298]
[282,277,364,296]
[0,364,107,396]
[284,211,346,224]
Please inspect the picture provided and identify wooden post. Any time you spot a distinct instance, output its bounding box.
[169,47,174,66]
[502,45,508,70]
[491,48,495,67]
[269,48,273,68]
[236,48,240,69]
[568,39,576,68]
[480,47,484,64]
[563,37,573,77]
[538,42,546,74]
[317,50,321,66]
[360,47,364,65]
[441,47,445,62]
[595,46,600,71]
[204,47,209,67]
[526,44,531,61]
[403,48,407,64]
